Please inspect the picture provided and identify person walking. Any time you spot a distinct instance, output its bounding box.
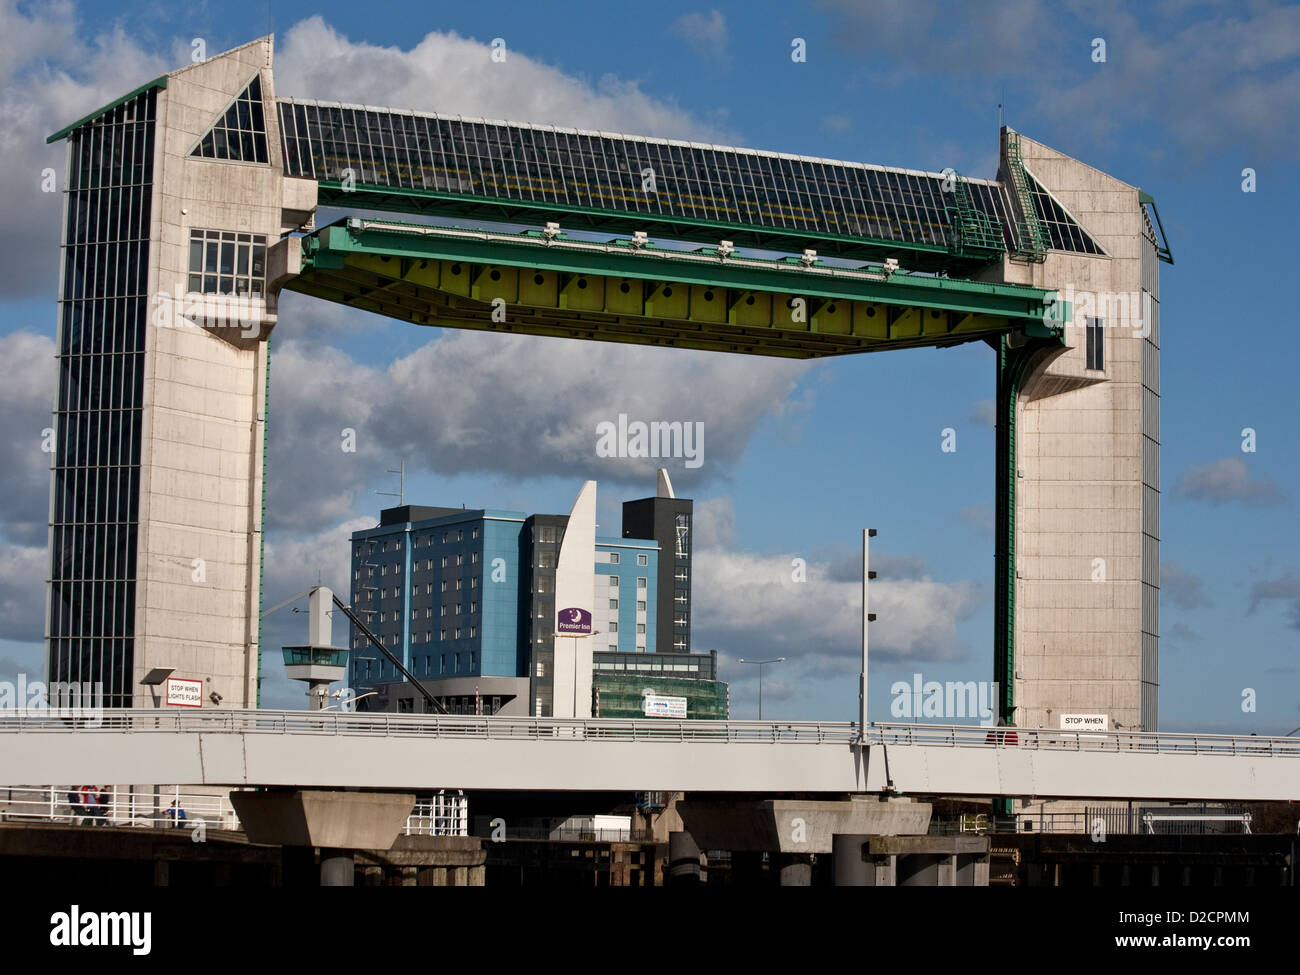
[79,785,98,826]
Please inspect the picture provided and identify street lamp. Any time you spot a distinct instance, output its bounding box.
[736,657,785,720]
[321,690,378,712]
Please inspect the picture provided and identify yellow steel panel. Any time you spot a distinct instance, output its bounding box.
[814,299,852,335]
[441,260,472,298]
[644,283,689,319]
[891,307,923,339]
[402,258,442,290]
[471,265,519,304]
[853,302,889,339]
[604,278,644,316]
[519,268,559,307]
[560,273,606,312]
[919,307,949,337]
[689,284,727,324]
[953,312,1001,334]
[730,291,773,327]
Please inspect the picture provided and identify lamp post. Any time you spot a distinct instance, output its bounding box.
[736,657,785,720]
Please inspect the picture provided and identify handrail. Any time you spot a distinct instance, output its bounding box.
[1,710,1297,757]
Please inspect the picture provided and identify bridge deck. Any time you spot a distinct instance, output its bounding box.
[2,712,1295,801]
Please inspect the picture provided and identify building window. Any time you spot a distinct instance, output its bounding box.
[441,581,447,593]
[609,552,620,564]
[675,513,690,559]
[379,612,386,623]
[638,553,649,565]
[381,565,387,576]
[425,583,432,594]
[609,622,618,633]
[457,554,464,566]
[1086,316,1104,370]
[608,644,619,652]
[471,552,478,564]
[441,556,448,568]
[187,229,267,296]
[609,598,619,610]
[538,551,555,569]
[675,588,688,604]
[469,627,476,639]
[637,577,648,589]
[471,601,478,613]
[456,579,463,591]
[440,654,447,673]
[472,527,479,540]
[636,644,646,653]
[471,577,478,589]
[441,604,447,617]
[609,575,619,587]
[637,600,647,611]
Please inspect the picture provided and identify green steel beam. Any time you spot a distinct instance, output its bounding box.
[316,180,989,271]
[286,219,1066,359]
[47,75,168,143]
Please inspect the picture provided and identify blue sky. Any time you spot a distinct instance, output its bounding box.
[0,0,1297,732]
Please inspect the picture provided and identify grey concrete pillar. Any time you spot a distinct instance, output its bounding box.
[778,853,813,886]
[320,849,355,886]
[668,831,702,885]
[832,834,872,886]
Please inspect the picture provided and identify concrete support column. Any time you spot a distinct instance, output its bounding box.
[778,853,813,886]
[668,831,702,885]
[320,849,355,886]
[832,834,871,886]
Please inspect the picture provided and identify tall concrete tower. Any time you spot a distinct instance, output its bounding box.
[45,38,315,707]
[992,129,1162,732]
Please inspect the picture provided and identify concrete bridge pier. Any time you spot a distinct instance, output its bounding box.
[229,789,416,886]
[777,853,813,886]
[667,831,702,885]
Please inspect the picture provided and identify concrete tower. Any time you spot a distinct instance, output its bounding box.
[46,37,315,707]
[992,129,1161,732]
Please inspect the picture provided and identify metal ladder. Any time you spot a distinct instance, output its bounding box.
[1006,134,1049,262]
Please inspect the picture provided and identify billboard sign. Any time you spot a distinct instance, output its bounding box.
[165,677,203,708]
[643,693,688,719]
[556,607,593,635]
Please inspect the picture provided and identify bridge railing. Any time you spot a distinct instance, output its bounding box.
[2,710,1298,757]
[869,722,1300,757]
[0,708,860,744]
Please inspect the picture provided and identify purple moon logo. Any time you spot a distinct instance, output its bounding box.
[556,607,593,635]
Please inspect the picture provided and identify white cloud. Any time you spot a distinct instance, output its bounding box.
[669,10,730,63]
[692,545,984,677]
[0,2,170,298]
[275,17,734,142]
[0,331,56,545]
[265,328,813,534]
[0,542,46,642]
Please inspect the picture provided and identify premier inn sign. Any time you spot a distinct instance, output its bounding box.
[556,607,593,635]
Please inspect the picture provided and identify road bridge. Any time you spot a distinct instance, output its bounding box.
[1,711,1294,801]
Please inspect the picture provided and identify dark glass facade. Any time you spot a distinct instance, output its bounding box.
[48,88,157,707]
[1026,172,1104,255]
[192,75,268,164]
[277,99,1034,258]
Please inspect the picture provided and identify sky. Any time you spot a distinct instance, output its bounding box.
[0,0,1297,732]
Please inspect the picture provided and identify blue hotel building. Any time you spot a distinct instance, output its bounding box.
[348,485,673,716]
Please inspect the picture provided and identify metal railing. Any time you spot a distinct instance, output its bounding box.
[0,786,239,830]
[870,722,1300,757]
[404,792,468,836]
[1,710,1297,758]
[3,785,467,837]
